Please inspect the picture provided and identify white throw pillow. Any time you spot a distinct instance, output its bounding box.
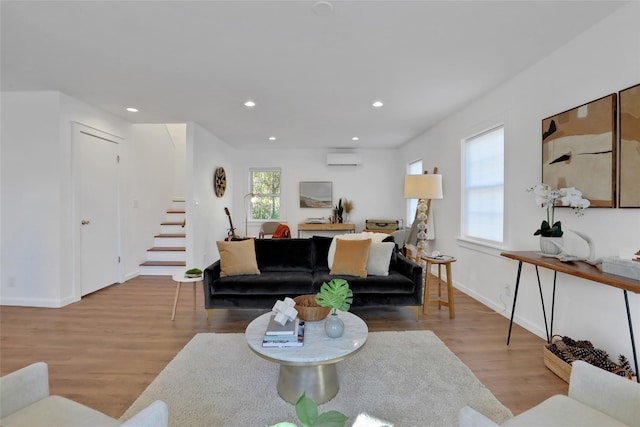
[366,242,395,276]
[327,232,389,268]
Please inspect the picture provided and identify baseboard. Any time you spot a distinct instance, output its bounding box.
[0,295,78,308]
[454,281,548,341]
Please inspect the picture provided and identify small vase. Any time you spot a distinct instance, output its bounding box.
[540,236,563,255]
[324,313,345,338]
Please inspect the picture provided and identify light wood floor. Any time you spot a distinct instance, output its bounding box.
[0,275,567,420]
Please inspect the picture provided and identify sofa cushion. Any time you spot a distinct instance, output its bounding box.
[255,238,313,272]
[501,395,629,427]
[366,242,395,276]
[1,395,120,427]
[211,272,315,295]
[330,239,371,278]
[314,271,416,295]
[216,239,260,277]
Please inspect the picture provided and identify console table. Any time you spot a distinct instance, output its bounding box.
[297,223,355,238]
[501,250,640,382]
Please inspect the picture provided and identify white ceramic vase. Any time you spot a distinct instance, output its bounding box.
[540,236,563,255]
[324,313,345,338]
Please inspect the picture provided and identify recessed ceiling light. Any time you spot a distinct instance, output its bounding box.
[126,107,139,112]
[268,136,277,141]
[244,100,256,107]
[372,101,384,108]
[352,137,360,141]
[312,0,334,16]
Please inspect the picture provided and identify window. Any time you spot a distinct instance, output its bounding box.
[250,168,281,220]
[461,125,504,243]
[406,159,423,226]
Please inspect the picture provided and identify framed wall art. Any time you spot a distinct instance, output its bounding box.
[542,93,617,208]
[299,181,333,208]
[619,83,640,208]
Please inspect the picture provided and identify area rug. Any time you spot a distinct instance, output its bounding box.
[122,331,512,426]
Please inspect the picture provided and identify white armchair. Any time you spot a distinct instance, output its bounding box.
[0,362,168,427]
[459,360,640,427]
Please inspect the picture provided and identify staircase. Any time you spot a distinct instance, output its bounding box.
[139,199,186,276]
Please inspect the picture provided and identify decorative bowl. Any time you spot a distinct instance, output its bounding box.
[293,294,330,322]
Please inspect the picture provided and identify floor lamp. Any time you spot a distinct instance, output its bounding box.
[404,172,443,260]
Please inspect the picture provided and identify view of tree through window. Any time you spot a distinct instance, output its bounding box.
[251,169,281,220]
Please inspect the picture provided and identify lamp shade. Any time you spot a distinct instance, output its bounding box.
[404,174,443,199]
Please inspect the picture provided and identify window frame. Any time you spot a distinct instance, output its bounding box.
[249,167,282,221]
[460,124,505,245]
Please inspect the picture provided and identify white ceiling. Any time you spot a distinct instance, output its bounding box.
[0,1,628,150]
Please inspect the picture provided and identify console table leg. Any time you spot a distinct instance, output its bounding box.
[507,262,523,345]
[535,266,550,343]
[624,290,639,383]
[550,272,557,340]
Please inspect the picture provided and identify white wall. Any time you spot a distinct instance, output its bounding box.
[1,91,179,306]
[232,148,404,239]
[1,92,65,306]
[400,2,640,360]
[188,122,238,270]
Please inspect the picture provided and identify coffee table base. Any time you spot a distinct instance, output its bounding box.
[277,363,339,404]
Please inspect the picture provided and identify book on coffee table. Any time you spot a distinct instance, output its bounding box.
[262,321,305,347]
[265,315,299,336]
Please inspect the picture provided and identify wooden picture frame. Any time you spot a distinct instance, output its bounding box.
[619,83,640,208]
[299,181,333,208]
[542,93,617,208]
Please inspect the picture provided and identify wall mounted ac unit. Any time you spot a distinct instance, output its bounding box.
[326,152,362,166]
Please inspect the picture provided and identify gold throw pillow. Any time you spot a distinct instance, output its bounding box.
[216,239,260,277]
[330,238,371,278]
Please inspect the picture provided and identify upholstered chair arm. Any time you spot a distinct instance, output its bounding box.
[458,406,501,427]
[120,400,169,427]
[394,252,423,302]
[568,360,640,427]
[0,362,50,418]
[203,261,221,308]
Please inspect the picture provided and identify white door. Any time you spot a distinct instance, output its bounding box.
[75,127,120,296]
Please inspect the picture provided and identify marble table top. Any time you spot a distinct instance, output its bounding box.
[245,311,368,365]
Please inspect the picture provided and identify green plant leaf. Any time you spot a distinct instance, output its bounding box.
[295,393,318,427]
[315,279,352,312]
[313,411,349,427]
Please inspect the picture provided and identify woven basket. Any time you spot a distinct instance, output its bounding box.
[543,335,636,383]
[294,294,330,322]
[543,338,571,382]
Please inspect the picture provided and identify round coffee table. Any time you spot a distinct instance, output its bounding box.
[245,311,368,404]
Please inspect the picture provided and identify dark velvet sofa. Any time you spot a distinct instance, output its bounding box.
[203,235,423,320]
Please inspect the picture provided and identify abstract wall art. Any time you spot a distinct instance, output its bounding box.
[619,83,640,208]
[542,94,617,208]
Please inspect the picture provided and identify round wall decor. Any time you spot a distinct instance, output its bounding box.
[214,167,226,197]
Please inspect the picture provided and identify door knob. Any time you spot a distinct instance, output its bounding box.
[81,220,90,225]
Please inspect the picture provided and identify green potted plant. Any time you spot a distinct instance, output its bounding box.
[315,279,352,338]
[270,392,348,427]
[334,199,344,223]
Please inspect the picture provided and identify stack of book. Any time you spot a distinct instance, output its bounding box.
[262,315,305,347]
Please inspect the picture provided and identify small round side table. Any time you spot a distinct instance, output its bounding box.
[171,273,202,321]
[421,256,457,318]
